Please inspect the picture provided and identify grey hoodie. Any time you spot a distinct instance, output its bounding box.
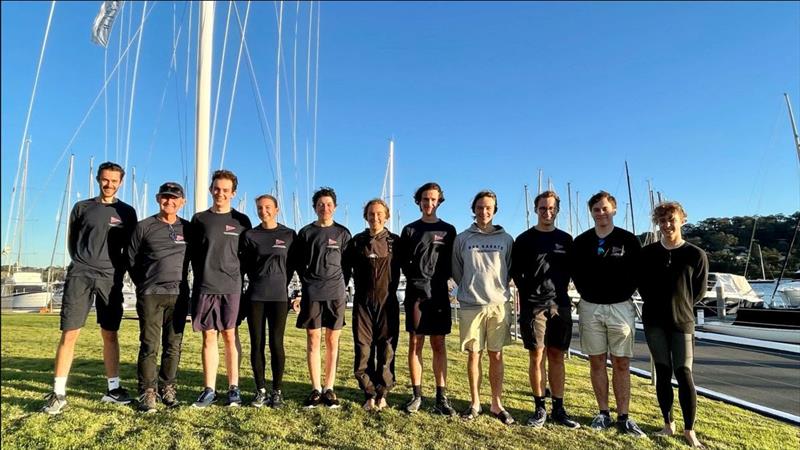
[452,224,514,308]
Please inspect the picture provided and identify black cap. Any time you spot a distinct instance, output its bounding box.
[157,182,184,198]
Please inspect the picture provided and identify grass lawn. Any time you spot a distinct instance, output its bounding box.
[1,312,797,449]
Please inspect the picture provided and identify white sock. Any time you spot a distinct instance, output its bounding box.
[54,377,67,396]
[107,377,121,391]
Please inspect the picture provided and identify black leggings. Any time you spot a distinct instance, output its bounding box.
[247,301,288,391]
[644,326,697,430]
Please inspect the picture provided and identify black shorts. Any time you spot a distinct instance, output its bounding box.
[60,276,124,331]
[519,304,573,351]
[404,294,452,336]
[191,293,241,332]
[296,297,346,330]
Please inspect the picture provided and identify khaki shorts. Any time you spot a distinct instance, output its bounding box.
[458,303,512,352]
[578,299,635,358]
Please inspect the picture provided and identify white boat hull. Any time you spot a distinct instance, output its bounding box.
[1,292,51,311]
[701,321,800,345]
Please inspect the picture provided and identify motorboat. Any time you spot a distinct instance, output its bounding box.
[1,271,51,311]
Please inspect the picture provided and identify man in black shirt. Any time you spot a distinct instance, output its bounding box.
[398,182,457,416]
[189,170,252,408]
[42,162,137,415]
[128,182,190,413]
[511,191,579,429]
[295,187,351,408]
[572,191,644,436]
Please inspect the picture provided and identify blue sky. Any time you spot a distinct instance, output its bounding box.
[2,1,799,268]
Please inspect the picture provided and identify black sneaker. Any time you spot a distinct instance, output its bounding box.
[304,389,322,409]
[322,389,340,409]
[590,412,613,430]
[404,395,422,414]
[252,388,267,408]
[41,392,67,415]
[225,385,242,407]
[618,417,646,438]
[433,395,456,416]
[138,388,158,414]
[526,406,547,428]
[192,387,217,408]
[268,390,285,409]
[101,387,132,404]
[552,407,580,429]
[160,384,179,408]
[460,405,482,420]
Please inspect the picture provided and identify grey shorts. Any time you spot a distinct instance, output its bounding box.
[191,293,241,332]
[60,276,124,331]
[296,297,346,330]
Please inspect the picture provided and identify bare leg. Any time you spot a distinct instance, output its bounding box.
[588,354,609,411]
[306,328,322,390]
[323,328,341,388]
[100,329,120,378]
[529,348,545,396]
[546,347,565,398]
[54,329,81,377]
[466,350,482,409]
[408,333,425,388]
[539,356,547,394]
[610,355,631,415]
[430,335,447,388]
[220,328,239,387]
[487,350,505,413]
[201,330,219,389]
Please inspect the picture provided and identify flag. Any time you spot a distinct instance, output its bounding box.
[91,1,122,47]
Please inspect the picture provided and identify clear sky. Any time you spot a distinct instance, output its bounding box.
[2,1,799,268]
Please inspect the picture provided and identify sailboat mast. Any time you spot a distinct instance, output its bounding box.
[567,182,573,236]
[15,138,31,270]
[624,160,636,236]
[757,243,766,280]
[64,154,74,269]
[89,156,95,198]
[784,93,800,163]
[48,154,74,286]
[524,184,530,229]
[389,138,394,233]
[194,2,215,214]
[744,217,758,279]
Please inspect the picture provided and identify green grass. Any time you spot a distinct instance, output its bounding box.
[1,312,797,449]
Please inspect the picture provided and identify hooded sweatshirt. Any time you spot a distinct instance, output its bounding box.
[452,224,514,308]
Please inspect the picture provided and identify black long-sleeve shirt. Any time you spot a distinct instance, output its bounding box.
[241,223,299,302]
[189,209,252,295]
[572,226,641,304]
[511,227,573,308]
[345,229,401,305]
[639,241,709,333]
[398,219,456,300]
[127,215,191,295]
[296,222,351,302]
[67,197,137,281]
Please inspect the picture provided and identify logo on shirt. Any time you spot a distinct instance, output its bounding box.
[173,234,186,244]
[273,238,287,249]
[553,243,566,254]
[327,238,339,249]
[432,233,445,245]
[223,224,239,236]
[609,246,625,257]
[468,243,505,253]
[109,216,122,227]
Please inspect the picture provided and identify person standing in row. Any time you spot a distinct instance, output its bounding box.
[511,191,580,429]
[639,201,708,448]
[128,182,191,413]
[399,182,457,416]
[572,191,645,436]
[42,161,138,415]
[295,187,351,408]
[345,199,401,411]
[241,194,299,409]
[189,170,252,408]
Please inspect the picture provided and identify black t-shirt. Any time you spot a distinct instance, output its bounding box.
[639,241,709,333]
[345,229,401,305]
[189,208,252,295]
[67,197,138,281]
[127,215,190,295]
[241,223,299,302]
[572,226,641,304]
[296,222,351,302]
[398,219,456,300]
[511,227,573,308]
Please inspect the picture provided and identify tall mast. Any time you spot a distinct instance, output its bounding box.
[64,154,74,269]
[389,138,394,233]
[48,154,74,286]
[537,169,542,194]
[744,217,758,278]
[785,93,800,163]
[524,184,530,229]
[194,2,215,214]
[567,182,573,236]
[624,160,636,236]
[15,138,31,270]
[89,156,95,198]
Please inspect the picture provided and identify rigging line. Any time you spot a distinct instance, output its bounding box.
[232,2,277,181]
[293,1,299,168]
[168,2,191,185]
[122,1,149,204]
[4,1,55,254]
[219,0,252,169]
[115,1,125,163]
[271,1,296,128]
[119,1,134,163]
[312,1,321,192]
[275,1,286,223]
[209,0,234,168]
[31,2,157,212]
[306,1,313,112]
[104,44,108,161]
[185,0,193,96]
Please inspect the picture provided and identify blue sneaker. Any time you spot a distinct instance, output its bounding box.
[225,385,242,407]
[192,387,216,408]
